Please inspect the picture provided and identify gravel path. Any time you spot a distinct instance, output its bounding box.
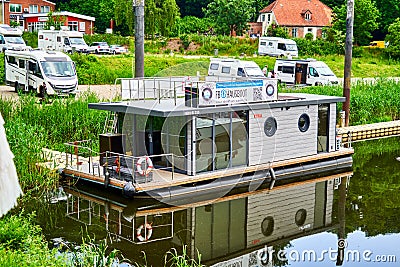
[0,84,117,100]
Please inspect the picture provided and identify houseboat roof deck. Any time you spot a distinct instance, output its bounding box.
[88,93,345,117]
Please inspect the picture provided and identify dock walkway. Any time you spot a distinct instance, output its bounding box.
[338,120,400,143]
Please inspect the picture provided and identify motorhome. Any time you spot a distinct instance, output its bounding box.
[208,58,265,79]
[258,37,298,57]
[0,24,27,51]
[38,28,89,53]
[5,49,78,96]
[274,58,339,86]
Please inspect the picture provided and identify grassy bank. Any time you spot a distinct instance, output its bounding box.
[284,79,400,125]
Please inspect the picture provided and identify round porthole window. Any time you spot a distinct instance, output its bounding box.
[298,113,310,132]
[295,209,307,226]
[261,216,274,236]
[264,117,277,137]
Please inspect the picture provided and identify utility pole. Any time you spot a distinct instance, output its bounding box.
[133,0,145,78]
[342,0,354,127]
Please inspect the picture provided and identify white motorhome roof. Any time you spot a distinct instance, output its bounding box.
[259,37,296,43]
[0,24,22,35]
[38,29,84,38]
[5,49,73,61]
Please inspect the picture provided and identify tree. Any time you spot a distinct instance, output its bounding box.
[374,0,400,36]
[44,11,66,30]
[266,22,288,38]
[385,18,400,59]
[175,0,212,17]
[332,0,379,45]
[114,0,179,37]
[204,0,255,36]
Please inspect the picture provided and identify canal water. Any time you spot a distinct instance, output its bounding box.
[29,137,400,266]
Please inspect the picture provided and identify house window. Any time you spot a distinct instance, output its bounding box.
[28,22,46,32]
[292,28,298,38]
[40,6,50,13]
[68,21,78,31]
[261,14,265,22]
[29,5,38,13]
[267,14,271,22]
[305,13,311,20]
[10,4,22,13]
[308,28,313,32]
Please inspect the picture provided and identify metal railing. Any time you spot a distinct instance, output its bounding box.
[63,140,179,184]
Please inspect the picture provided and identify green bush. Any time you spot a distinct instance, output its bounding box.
[0,213,66,267]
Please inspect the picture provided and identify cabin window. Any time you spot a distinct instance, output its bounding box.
[267,14,271,22]
[277,43,286,50]
[261,14,265,22]
[305,13,311,21]
[261,216,274,236]
[268,42,273,46]
[18,60,25,69]
[221,66,230,74]
[237,68,245,77]
[210,63,219,70]
[57,36,61,42]
[264,117,277,137]
[7,56,16,66]
[298,113,310,132]
[282,66,294,74]
[260,41,266,46]
[196,111,248,173]
[295,209,307,226]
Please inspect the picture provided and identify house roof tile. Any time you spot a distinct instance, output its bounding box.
[260,0,332,27]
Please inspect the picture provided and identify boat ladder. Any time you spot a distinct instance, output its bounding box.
[103,111,118,134]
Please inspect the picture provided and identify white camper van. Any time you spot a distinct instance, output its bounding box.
[208,58,265,79]
[258,37,298,58]
[38,29,89,53]
[274,58,339,86]
[5,49,78,96]
[0,24,27,51]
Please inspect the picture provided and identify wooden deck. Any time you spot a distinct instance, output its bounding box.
[338,120,400,143]
[62,148,354,192]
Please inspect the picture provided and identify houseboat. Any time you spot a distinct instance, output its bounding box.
[60,76,353,200]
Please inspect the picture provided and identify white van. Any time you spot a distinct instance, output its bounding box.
[208,58,265,79]
[274,58,339,86]
[5,49,78,96]
[258,37,298,58]
[38,28,89,53]
[0,24,27,51]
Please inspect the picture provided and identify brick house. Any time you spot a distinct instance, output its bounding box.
[0,0,94,35]
[257,0,333,39]
[25,11,95,35]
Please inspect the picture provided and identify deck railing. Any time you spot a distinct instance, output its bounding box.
[111,76,273,105]
[63,140,179,184]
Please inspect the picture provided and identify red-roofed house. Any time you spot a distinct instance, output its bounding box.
[257,0,333,39]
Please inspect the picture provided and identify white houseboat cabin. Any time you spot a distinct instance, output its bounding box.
[61,76,353,199]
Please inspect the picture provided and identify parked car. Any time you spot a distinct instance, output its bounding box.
[110,45,128,54]
[88,42,110,54]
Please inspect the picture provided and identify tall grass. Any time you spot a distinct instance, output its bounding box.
[284,79,400,125]
[0,93,106,191]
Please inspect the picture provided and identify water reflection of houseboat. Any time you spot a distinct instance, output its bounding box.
[63,171,351,266]
[61,77,353,199]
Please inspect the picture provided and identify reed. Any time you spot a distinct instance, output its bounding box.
[282,79,400,125]
[0,93,107,191]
